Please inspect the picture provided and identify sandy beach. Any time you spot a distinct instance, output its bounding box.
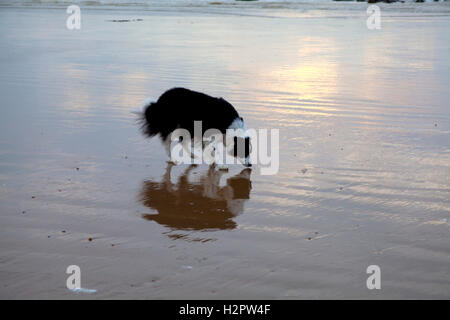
[0,1,449,299]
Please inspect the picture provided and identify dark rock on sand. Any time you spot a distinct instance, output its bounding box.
[367,0,399,3]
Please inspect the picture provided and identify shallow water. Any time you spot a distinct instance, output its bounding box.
[0,5,449,299]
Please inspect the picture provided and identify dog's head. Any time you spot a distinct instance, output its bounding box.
[226,117,252,167]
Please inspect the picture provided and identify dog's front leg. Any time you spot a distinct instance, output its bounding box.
[214,140,229,171]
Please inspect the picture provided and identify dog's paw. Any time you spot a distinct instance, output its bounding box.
[216,164,229,171]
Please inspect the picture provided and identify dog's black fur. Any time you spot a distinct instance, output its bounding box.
[140,88,251,164]
[141,88,239,138]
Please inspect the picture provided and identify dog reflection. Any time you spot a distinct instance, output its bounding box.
[140,164,252,231]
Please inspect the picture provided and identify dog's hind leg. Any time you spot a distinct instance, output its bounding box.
[164,138,181,165]
[164,138,171,158]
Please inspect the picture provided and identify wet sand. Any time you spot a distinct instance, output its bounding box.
[0,4,449,299]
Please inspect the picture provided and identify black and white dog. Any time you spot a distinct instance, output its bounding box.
[139,88,251,168]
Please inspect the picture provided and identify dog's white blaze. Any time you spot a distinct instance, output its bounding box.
[228,117,249,138]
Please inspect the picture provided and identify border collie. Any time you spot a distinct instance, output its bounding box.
[139,88,251,168]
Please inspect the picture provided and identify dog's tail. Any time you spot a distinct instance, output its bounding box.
[131,97,153,116]
[137,98,161,137]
